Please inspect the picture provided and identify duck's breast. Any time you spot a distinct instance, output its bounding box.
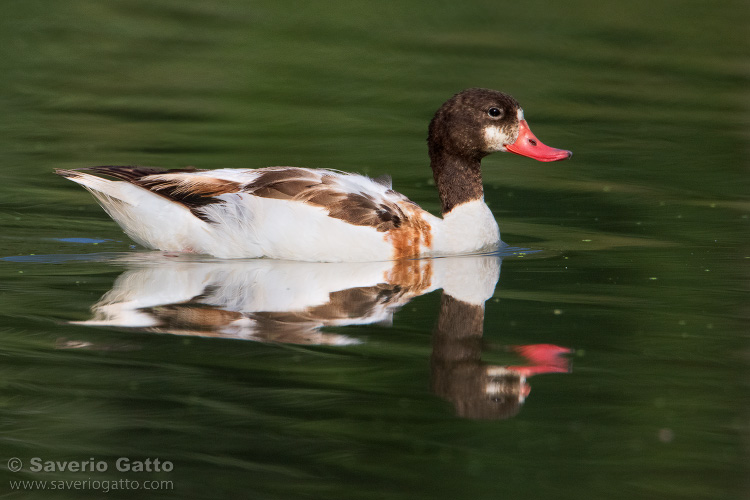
[429,200,500,256]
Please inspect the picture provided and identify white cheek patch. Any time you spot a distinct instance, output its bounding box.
[483,125,512,152]
[517,108,524,121]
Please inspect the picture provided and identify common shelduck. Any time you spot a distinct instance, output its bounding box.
[56,88,572,261]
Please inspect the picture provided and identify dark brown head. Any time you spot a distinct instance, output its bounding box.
[427,88,572,214]
[428,88,572,162]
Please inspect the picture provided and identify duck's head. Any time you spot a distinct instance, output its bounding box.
[428,88,572,162]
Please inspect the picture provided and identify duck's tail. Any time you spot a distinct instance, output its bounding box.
[56,168,140,222]
[56,168,207,251]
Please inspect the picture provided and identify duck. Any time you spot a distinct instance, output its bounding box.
[56,88,572,262]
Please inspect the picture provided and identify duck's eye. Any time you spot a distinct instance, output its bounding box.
[488,107,503,118]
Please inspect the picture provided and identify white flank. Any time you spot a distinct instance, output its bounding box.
[199,193,394,261]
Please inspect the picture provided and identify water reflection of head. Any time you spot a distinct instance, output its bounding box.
[430,294,523,420]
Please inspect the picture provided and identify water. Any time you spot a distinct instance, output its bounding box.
[0,0,747,498]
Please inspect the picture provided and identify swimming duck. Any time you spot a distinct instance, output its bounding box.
[56,88,571,261]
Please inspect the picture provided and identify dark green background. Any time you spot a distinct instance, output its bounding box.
[0,1,747,498]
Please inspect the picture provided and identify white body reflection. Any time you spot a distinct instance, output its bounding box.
[72,253,570,419]
[75,254,499,343]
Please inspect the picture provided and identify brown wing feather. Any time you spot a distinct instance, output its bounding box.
[244,169,411,232]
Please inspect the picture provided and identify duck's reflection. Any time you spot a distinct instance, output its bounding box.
[431,294,571,419]
[71,253,570,419]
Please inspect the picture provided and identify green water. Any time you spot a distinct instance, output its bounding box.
[0,1,747,499]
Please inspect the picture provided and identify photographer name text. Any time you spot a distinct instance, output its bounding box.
[19,457,173,473]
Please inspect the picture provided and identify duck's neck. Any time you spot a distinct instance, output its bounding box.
[430,151,485,215]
